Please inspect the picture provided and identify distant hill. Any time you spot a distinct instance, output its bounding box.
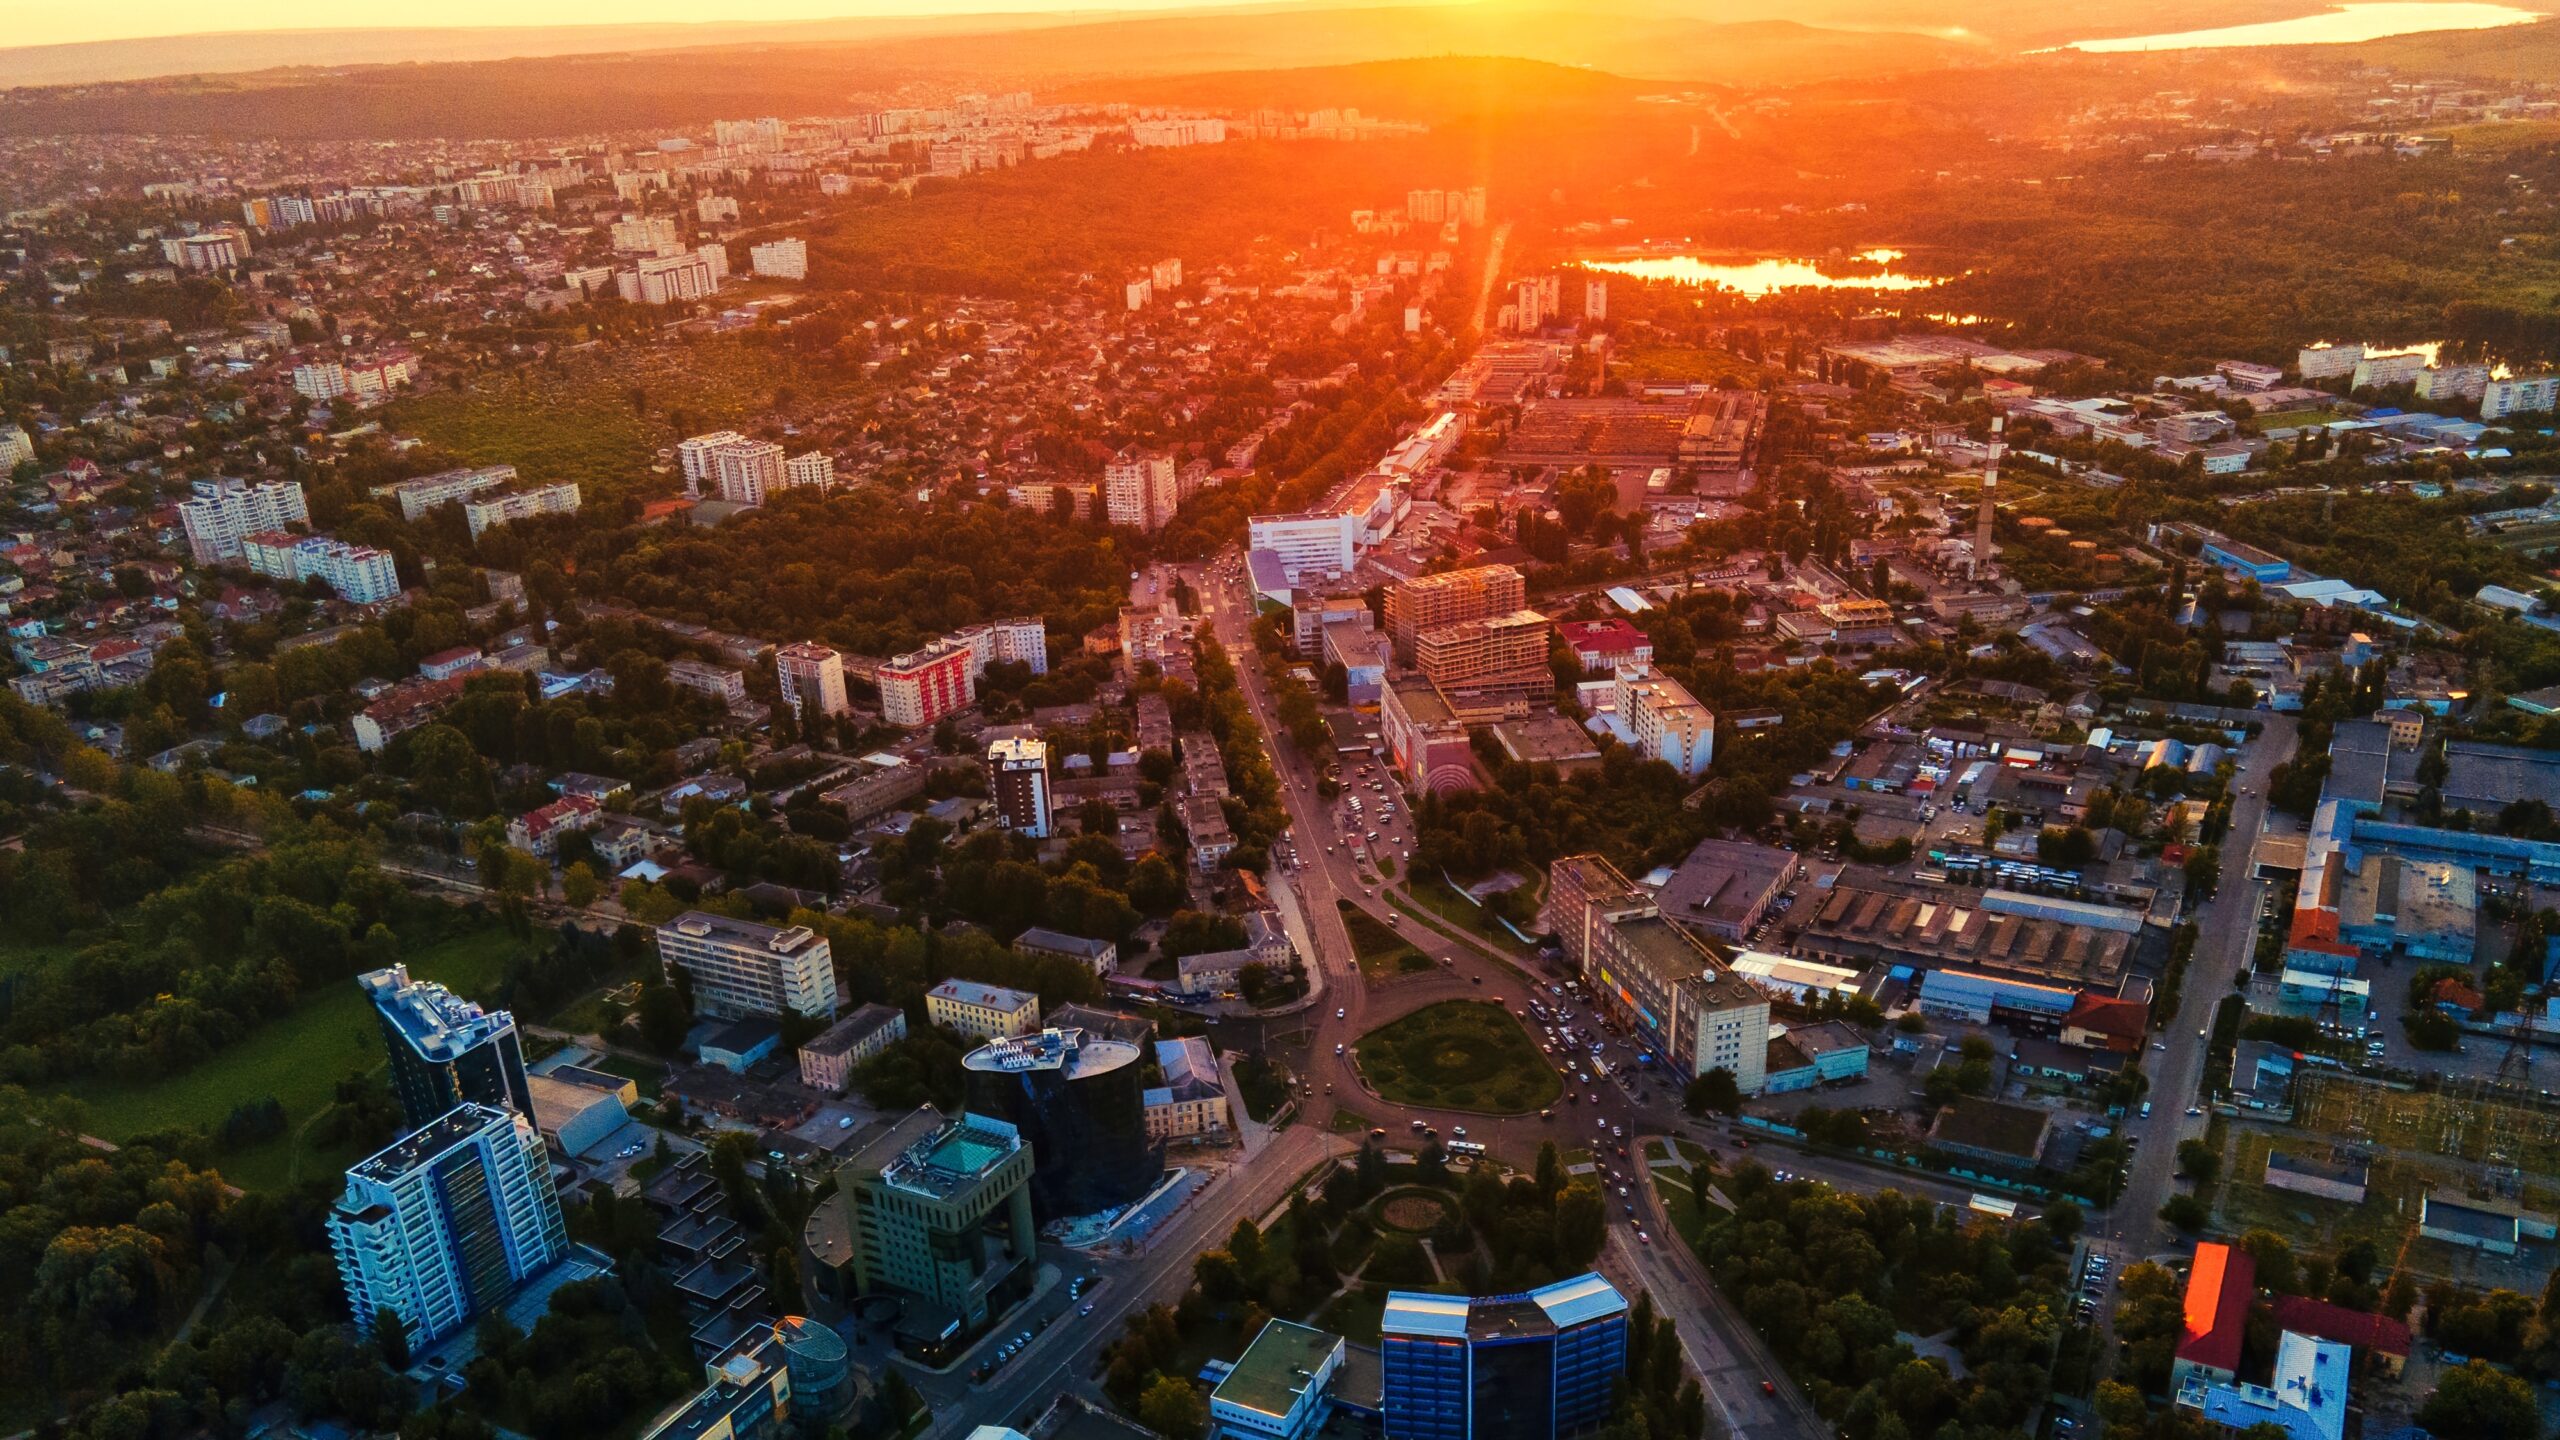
[1051,54,1659,122]
[0,0,2430,89]
[2328,14,2560,81]
[0,2,1989,139]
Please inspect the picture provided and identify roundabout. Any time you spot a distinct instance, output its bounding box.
[1352,998,1561,1114]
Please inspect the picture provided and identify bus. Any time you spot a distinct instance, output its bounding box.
[1968,1194,2019,1221]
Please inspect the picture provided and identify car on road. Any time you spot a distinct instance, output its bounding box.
[1334,1043,1344,1055]
[1336,1007,1347,1019]
[1762,1381,1777,1397]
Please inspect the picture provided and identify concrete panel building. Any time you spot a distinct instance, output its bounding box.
[658,912,840,1021]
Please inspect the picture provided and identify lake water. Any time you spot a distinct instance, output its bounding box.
[2064,2,2538,52]
[1579,249,1940,296]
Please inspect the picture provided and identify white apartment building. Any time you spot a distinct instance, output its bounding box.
[988,615,1049,675]
[1614,664,1715,779]
[2484,375,2560,421]
[293,361,352,401]
[697,195,740,223]
[0,423,33,474]
[1247,511,1360,583]
[776,641,850,718]
[695,242,729,282]
[609,213,680,253]
[785,451,835,491]
[712,439,786,505]
[2417,363,2491,404]
[749,237,809,281]
[377,465,516,521]
[1103,450,1178,530]
[2351,352,2426,391]
[2297,344,2363,380]
[618,251,719,305]
[657,912,840,1020]
[178,477,308,563]
[328,1104,568,1350]
[667,658,749,705]
[677,430,746,494]
[244,533,402,604]
[463,482,582,539]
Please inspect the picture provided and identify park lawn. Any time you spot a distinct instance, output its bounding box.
[1338,901,1432,980]
[60,926,539,1191]
[1356,1000,1560,1114]
[2254,408,2337,432]
[1398,876,1536,956]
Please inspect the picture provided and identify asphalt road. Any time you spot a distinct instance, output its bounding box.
[1190,553,1828,1440]
[2085,712,2298,1321]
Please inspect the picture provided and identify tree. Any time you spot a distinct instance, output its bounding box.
[1553,1180,1607,1267]
[636,983,690,1053]
[373,1308,410,1369]
[561,862,601,910]
[1136,1373,1208,1439]
[2417,1360,2540,1440]
[2159,1194,2210,1232]
[2176,1138,2220,1183]
[1685,1067,1741,1116]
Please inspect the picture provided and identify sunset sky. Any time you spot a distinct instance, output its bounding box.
[5,0,1253,50]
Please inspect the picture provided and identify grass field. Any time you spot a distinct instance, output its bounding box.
[383,339,802,501]
[2254,407,2337,432]
[1356,1000,1559,1114]
[59,927,539,1191]
[1398,876,1536,956]
[1339,901,1433,980]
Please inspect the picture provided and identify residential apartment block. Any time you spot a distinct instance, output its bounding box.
[1104,449,1178,531]
[797,1003,909,1093]
[178,477,308,563]
[1386,564,1526,660]
[987,735,1051,838]
[1613,665,1715,778]
[776,641,850,718]
[879,638,975,729]
[328,1104,569,1350]
[243,531,401,603]
[462,482,581,538]
[748,237,808,280]
[658,912,840,1021]
[361,964,535,1131]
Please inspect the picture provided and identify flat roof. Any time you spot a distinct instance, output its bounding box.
[1379,1292,1471,1339]
[802,1002,904,1057]
[961,1027,1142,1078]
[661,911,823,954]
[1212,1319,1342,1419]
[929,978,1038,1011]
[349,1102,509,1184]
[1528,1272,1628,1329]
[2422,1192,2524,1241]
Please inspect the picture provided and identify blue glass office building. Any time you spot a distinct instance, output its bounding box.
[1379,1273,1631,1440]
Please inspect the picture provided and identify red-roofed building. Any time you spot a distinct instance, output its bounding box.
[1558,618,1654,674]
[2430,976,2484,1015]
[2269,1294,2412,1378]
[506,794,601,859]
[417,646,486,682]
[2061,993,2149,1053]
[2172,1242,2255,1389]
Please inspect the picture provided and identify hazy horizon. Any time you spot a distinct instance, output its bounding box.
[4,0,1301,52]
